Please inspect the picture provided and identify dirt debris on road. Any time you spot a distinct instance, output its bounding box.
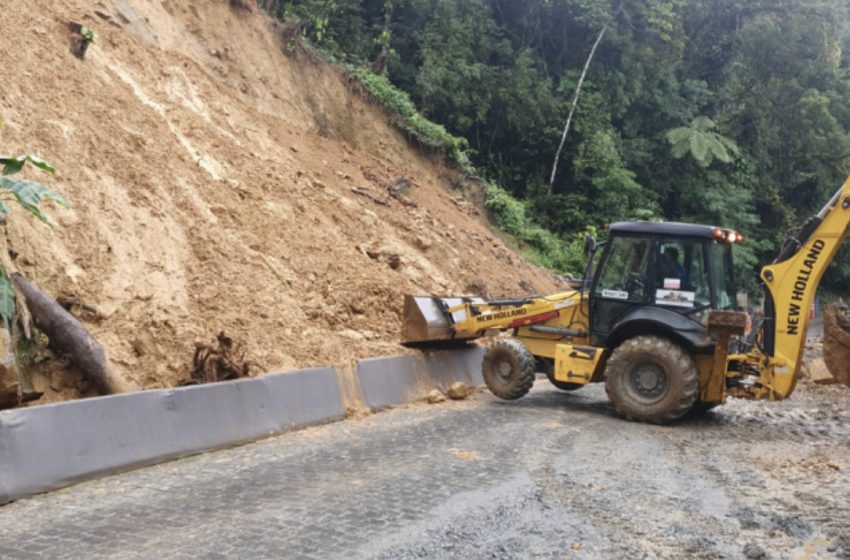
[445,381,474,400]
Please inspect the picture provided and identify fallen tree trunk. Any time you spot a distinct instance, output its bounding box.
[11,273,137,395]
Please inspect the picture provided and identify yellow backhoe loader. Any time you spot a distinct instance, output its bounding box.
[402,175,850,423]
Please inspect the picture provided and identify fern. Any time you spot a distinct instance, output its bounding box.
[666,116,740,167]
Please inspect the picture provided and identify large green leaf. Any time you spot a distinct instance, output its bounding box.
[690,133,710,165]
[692,116,716,132]
[666,116,740,167]
[665,128,691,144]
[0,177,68,225]
[666,127,692,159]
[716,135,741,157]
[0,155,55,176]
[0,273,15,332]
[705,136,732,164]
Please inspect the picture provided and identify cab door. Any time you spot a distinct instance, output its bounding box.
[589,234,653,341]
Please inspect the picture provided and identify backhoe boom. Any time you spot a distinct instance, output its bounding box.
[758,175,850,398]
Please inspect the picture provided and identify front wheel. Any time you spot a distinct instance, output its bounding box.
[604,336,698,424]
[482,339,536,400]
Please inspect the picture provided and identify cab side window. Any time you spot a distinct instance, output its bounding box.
[595,236,651,302]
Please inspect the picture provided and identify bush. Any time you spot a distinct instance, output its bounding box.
[483,183,526,236]
[348,67,467,163]
[483,182,587,275]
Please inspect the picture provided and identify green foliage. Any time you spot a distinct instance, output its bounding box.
[348,66,468,162]
[279,0,375,56]
[484,182,586,274]
[0,118,68,330]
[0,151,66,225]
[81,27,96,45]
[666,117,739,167]
[0,155,55,176]
[0,177,68,225]
[0,272,14,332]
[483,183,526,236]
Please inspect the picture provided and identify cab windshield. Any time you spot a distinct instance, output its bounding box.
[594,234,737,313]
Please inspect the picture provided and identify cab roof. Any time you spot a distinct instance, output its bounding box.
[608,221,718,238]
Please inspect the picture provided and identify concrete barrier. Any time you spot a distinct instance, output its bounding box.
[0,367,342,505]
[357,346,485,410]
[0,346,486,504]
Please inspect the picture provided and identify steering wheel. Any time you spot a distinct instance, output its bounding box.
[625,271,645,293]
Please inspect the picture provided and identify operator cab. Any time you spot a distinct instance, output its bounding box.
[587,221,741,347]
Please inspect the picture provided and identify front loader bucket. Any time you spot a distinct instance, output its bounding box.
[401,295,482,348]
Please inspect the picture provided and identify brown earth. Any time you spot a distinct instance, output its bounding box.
[0,0,558,404]
[821,303,850,386]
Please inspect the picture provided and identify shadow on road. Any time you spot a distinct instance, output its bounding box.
[479,383,729,428]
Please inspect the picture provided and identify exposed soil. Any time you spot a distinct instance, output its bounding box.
[822,304,850,386]
[0,0,557,404]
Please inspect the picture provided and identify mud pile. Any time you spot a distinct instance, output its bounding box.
[0,0,557,404]
[821,304,850,386]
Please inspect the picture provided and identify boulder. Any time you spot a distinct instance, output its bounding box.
[446,381,473,400]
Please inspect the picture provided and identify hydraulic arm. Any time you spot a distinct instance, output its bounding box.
[402,292,583,345]
[755,175,850,398]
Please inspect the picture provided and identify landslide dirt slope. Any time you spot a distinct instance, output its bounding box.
[0,0,557,402]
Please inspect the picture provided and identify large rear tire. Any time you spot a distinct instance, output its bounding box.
[482,339,535,400]
[604,336,698,424]
[536,358,583,391]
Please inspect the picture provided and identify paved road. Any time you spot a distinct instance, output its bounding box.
[0,380,848,559]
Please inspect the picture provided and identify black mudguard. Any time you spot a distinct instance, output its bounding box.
[602,306,715,353]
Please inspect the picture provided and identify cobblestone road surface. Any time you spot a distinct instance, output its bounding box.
[0,380,848,559]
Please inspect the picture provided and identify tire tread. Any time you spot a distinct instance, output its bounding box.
[604,335,698,424]
[482,339,536,400]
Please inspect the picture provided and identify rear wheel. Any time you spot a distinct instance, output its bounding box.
[482,339,535,400]
[536,358,583,391]
[604,336,698,424]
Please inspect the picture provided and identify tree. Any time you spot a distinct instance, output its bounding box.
[267,0,850,286]
[666,116,739,167]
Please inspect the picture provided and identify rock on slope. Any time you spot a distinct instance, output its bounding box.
[0,0,557,403]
